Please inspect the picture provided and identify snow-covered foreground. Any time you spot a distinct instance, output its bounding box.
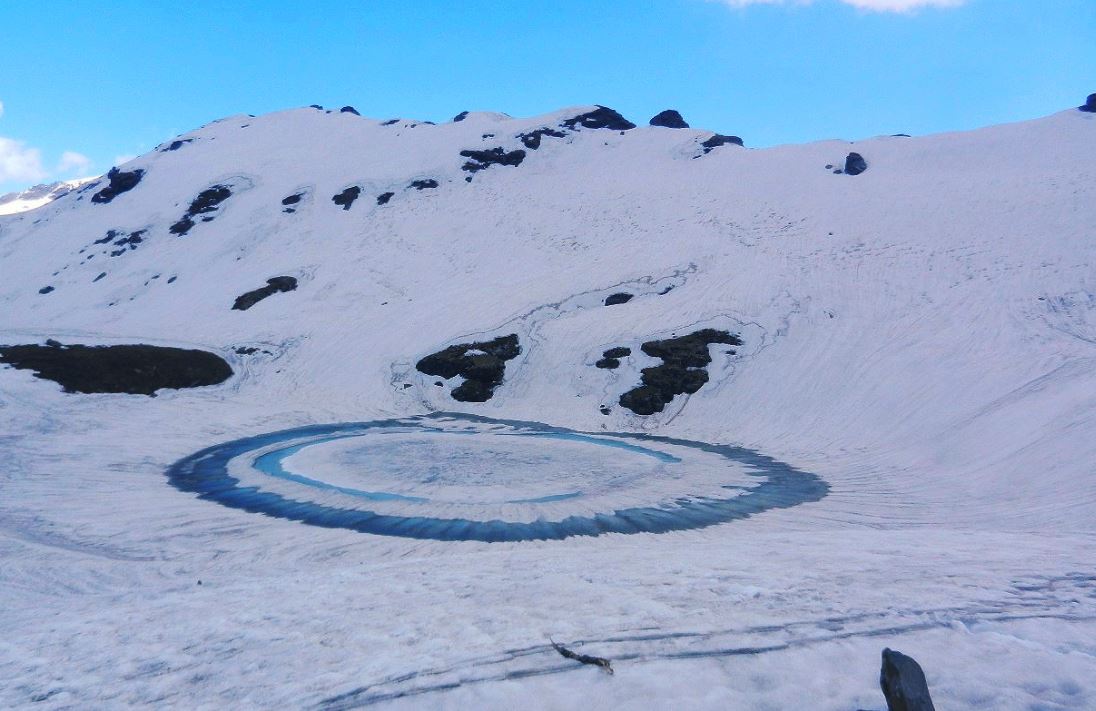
[1,103,1095,708]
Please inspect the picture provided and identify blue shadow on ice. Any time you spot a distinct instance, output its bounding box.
[164,412,828,542]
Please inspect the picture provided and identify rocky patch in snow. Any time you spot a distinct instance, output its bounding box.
[281,192,304,213]
[231,276,298,311]
[618,329,742,415]
[331,186,362,210]
[604,292,633,306]
[595,346,631,370]
[83,228,149,259]
[91,168,145,204]
[560,106,636,131]
[649,110,689,128]
[170,185,233,235]
[518,127,566,150]
[0,341,232,395]
[459,148,527,175]
[340,106,360,115]
[376,191,394,205]
[452,111,470,122]
[160,139,194,152]
[409,179,439,190]
[699,134,744,155]
[844,152,868,176]
[1079,93,1096,113]
[106,229,147,257]
[416,334,521,402]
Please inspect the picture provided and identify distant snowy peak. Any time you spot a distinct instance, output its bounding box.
[0,176,98,215]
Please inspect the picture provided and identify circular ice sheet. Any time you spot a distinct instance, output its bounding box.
[165,413,828,541]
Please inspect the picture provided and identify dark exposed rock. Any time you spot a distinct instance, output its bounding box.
[880,649,936,711]
[595,358,621,369]
[91,168,145,204]
[518,127,566,150]
[109,229,145,255]
[162,139,194,151]
[340,106,360,115]
[189,185,232,214]
[603,347,631,359]
[309,104,323,110]
[0,342,232,396]
[94,230,119,245]
[232,276,298,311]
[170,185,232,235]
[599,406,611,415]
[281,193,303,206]
[235,346,259,355]
[416,334,521,402]
[459,147,526,173]
[618,329,742,415]
[169,217,195,235]
[845,152,868,176]
[604,292,633,306]
[561,106,636,131]
[649,110,689,129]
[376,192,394,205]
[1079,93,1096,113]
[380,119,400,126]
[410,179,439,190]
[38,286,54,294]
[452,111,470,122]
[93,272,106,282]
[700,134,744,154]
[332,186,362,210]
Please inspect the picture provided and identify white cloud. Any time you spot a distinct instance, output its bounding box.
[0,137,47,183]
[713,0,965,11]
[57,150,91,175]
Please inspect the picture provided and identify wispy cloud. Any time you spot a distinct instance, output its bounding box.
[0,137,47,183]
[713,0,965,12]
[57,151,92,175]
[0,100,5,119]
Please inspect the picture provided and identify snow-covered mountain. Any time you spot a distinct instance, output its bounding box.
[0,176,97,215]
[1,101,1095,709]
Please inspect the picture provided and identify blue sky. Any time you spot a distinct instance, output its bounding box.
[0,0,1092,193]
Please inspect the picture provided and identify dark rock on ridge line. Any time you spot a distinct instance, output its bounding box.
[649,110,689,128]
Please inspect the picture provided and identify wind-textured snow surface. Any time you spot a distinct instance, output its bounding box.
[1,104,1095,709]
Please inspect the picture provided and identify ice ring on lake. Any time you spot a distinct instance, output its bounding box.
[166,413,828,541]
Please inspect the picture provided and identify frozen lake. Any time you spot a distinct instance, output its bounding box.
[166,413,829,541]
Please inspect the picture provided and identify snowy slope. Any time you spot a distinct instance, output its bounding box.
[1,103,1095,709]
[0,177,97,215]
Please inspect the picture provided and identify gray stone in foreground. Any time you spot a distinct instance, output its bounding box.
[880,648,936,711]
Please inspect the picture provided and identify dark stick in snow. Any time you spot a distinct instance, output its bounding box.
[549,638,614,674]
